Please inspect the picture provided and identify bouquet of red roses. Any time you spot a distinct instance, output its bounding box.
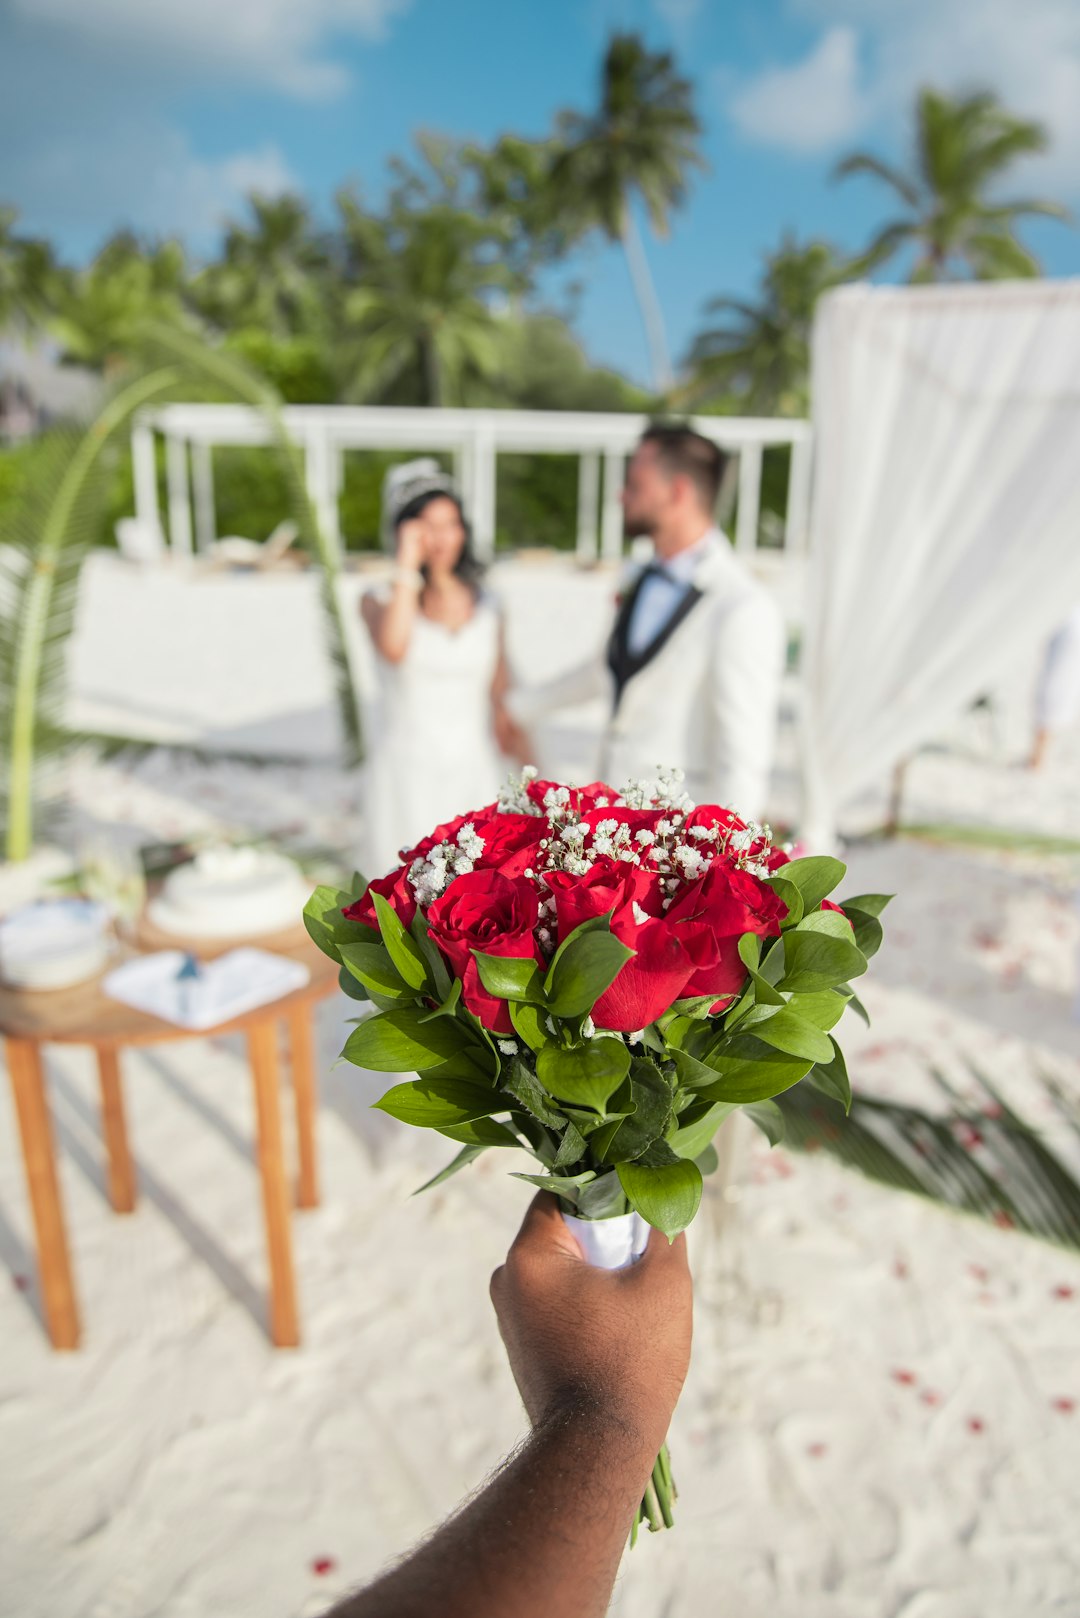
[304,768,888,1539]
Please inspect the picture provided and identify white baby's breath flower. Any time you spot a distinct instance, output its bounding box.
[631,901,650,925]
[497,1038,519,1056]
[581,1015,596,1038]
[627,1029,645,1046]
[635,828,656,846]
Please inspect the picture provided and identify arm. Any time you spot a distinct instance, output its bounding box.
[362,519,426,663]
[331,1194,692,1618]
[492,617,533,764]
[707,590,785,822]
[503,652,611,727]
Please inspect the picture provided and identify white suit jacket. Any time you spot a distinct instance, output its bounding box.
[509,530,784,822]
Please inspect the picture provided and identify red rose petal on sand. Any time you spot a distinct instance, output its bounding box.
[311,1557,336,1577]
[893,1258,910,1280]
[992,1211,1014,1231]
[12,1274,31,1293]
[969,1265,990,1283]
[891,1369,917,1386]
[1052,1398,1075,1415]
[807,1442,827,1458]
[1052,1285,1074,1300]
[920,1390,942,1407]
[967,1416,985,1434]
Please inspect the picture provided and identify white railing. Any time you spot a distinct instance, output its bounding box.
[131,404,812,566]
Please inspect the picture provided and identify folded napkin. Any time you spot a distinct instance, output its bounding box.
[103,947,309,1030]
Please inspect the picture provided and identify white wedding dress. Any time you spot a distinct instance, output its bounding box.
[359,592,506,877]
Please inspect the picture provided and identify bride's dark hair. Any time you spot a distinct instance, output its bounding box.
[396,490,485,595]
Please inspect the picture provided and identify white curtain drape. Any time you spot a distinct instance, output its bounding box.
[799,281,1080,847]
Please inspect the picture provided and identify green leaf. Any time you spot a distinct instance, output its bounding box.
[419,979,463,1021]
[668,1099,735,1159]
[700,1035,816,1102]
[544,930,635,1019]
[669,994,723,1019]
[409,911,452,1000]
[743,1099,785,1146]
[510,1001,553,1053]
[838,986,871,1027]
[339,941,412,1002]
[576,1169,628,1219]
[595,1059,673,1164]
[805,1040,852,1113]
[304,884,377,963]
[413,1145,486,1195]
[537,1039,631,1113]
[768,876,804,928]
[750,1006,835,1063]
[511,1169,597,1199]
[338,963,369,1001]
[786,990,849,1032]
[502,1059,564,1127]
[843,906,885,961]
[841,893,893,918]
[670,1046,723,1091]
[695,1143,720,1175]
[474,951,545,1003]
[372,893,428,991]
[777,856,847,912]
[543,910,615,981]
[738,932,786,1005]
[438,1116,521,1146]
[344,1006,474,1072]
[373,1076,506,1127]
[553,1119,588,1170]
[617,1154,703,1238]
[778,913,867,993]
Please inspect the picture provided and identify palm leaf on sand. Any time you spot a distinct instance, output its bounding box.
[776,1063,1080,1253]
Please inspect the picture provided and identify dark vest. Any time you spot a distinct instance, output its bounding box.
[606,567,704,708]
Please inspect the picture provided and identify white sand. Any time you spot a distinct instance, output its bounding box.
[2,555,1080,1617]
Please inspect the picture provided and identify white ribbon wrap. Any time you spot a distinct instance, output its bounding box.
[563,1210,650,1271]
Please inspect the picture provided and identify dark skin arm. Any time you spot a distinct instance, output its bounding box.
[330,1193,693,1618]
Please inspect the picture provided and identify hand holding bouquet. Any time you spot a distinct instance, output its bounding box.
[305,768,889,1538]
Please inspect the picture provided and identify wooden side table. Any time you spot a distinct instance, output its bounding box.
[1,928,339,1351]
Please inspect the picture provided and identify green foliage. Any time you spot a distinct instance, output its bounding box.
[834,88,1071,282]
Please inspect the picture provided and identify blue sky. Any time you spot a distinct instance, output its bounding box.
[2,0,1079,384]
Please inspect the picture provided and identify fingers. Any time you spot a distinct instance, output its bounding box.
[629,1227,690,1279]
[509,1192,583,1263]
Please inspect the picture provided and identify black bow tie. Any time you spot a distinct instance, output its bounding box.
[640,561,675,584]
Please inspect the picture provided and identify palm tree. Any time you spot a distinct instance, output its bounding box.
[49,232,190,371]
[337,190,507,407]
[835,88,1070,281]
[686,237,851,416]
[0,208,62,331]
[550,32,704,393]
[192,193,329,339]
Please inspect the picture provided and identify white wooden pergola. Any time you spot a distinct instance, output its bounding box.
[131,404,813,563]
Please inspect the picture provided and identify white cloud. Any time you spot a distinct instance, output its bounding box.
[722,0,1080,197]
[728,26,865,153]
[11,0,410,99]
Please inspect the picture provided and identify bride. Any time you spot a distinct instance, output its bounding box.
[359,460,527,877]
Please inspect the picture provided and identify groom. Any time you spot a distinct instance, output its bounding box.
[508,425,785,822]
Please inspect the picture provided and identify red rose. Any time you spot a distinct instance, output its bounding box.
[472,812,547,877]
[427,869,541,1033]
[525,778,617,814]
[667,860,786,1011]
[545,857,661,944]
[343,864,416,930]
[546,858,702,1032]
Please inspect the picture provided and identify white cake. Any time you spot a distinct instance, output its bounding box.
[147,847,309,940]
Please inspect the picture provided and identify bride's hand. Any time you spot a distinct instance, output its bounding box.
[494,702,533,765]
[395,517,427,574]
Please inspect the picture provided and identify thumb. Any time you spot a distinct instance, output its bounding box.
[509,1191,585,1264]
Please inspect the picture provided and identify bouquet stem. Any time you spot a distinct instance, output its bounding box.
[631,1442,676,1544]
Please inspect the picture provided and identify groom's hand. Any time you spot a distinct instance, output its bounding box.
[490,1193,692,1455]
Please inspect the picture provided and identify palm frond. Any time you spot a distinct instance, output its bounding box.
[137,322,364,767]
[776,1070,1080,1253]
[0,364,185,859]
